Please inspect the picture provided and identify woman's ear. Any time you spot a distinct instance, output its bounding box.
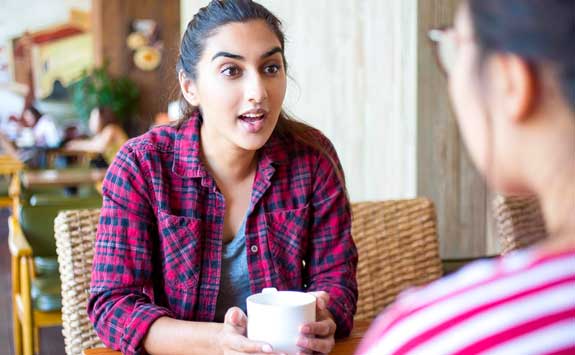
[179,71,200,107]
[492,54,536,124]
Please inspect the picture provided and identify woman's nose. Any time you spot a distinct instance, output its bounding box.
[245,74,268,104]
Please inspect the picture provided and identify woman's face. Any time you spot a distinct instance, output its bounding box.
[448,5,524,192]
[22,109,37,127]
[448,6,492,176]
[180,20,287,152]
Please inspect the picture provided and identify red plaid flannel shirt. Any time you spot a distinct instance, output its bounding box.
[88,115,358,355]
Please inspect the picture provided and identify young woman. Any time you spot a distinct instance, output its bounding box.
[65,106,128,167]
[21,105,61,148]
[357,0,575,354]
[88,1,358,355]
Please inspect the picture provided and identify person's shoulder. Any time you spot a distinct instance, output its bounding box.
[122,123,178,154]
[101,123,124,134]
[373,247,573,324]
[38,114,56,123]
[34,114,57,128]
[358,248,575,355]
[356,256,522,354]
[300,126,334,149]
[393,251,539,309]
[274,124,337,158]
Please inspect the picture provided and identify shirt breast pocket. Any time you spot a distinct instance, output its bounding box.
[158,211,202,290]
[265,205,310,282]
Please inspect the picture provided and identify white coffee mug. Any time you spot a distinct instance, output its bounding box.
[247,287,316,354]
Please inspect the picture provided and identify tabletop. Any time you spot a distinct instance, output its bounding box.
[21,168,107,188]
[83,319,371,355]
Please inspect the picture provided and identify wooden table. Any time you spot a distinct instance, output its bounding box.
[21,168,107,189]
[83,320,370,355]
[45,148,100,167]
[0,155,23,175]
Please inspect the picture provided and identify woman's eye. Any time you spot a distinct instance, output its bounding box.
[264,64,280,75]
[222,66,241,77]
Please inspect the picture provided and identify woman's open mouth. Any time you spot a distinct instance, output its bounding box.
[238,111,267,133]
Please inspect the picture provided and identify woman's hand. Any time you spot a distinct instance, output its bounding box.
[297,291,337,355]
[218,307,285,355]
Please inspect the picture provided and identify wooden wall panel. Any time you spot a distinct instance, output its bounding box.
[92,0,180,134]
[416,0,497,257]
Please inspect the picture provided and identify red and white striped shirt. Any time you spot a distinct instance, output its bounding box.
[356,248,575,355]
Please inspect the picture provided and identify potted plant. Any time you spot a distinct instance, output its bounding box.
[71,66,139,124]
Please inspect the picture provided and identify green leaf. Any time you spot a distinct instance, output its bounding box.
[70,64,140,123]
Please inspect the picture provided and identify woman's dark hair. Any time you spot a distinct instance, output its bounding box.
[94,106,119,129]
[469,0,575,110]
[177,0,286,82]
[177,0,347,190]
[25,106,42,123]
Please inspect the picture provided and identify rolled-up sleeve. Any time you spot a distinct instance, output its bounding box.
[306,135,358,338]
[88,144,174,355]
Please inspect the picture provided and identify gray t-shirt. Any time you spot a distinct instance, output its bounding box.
[214,219,251,322]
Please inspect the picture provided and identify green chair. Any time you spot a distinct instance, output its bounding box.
[9,193,102,355]
[0,175,10,206]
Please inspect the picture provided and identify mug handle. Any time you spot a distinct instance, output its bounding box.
[262,287,278,294]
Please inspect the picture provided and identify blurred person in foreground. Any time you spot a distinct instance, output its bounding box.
[357,1,575,354]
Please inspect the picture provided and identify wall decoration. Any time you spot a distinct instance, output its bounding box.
[126,19,163,72]
[8,23,93,99]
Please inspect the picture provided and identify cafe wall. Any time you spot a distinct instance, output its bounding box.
[0,0,90,43]
[181,0,419,203]
[1,0,495,259]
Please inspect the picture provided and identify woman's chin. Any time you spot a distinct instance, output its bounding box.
[233,128,274,151]
[488,174,533,197]
[236,138,269,151]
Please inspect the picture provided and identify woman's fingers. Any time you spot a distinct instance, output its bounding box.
[222,307,285,354]
[298,310,337,355]
[300,319,336,337]
[296,335,335,354]
[224,307,248,332]
[223,332,274,354]
[308,291,330,309]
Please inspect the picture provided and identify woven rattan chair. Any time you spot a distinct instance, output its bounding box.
[10,198,98,355]
[54,209,104,355]
[493,195,548,255]
[351,198,443,321]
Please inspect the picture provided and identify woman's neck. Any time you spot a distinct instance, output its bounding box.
[523,99,575,253]
[536,162,575,253]
[200,125,257,185]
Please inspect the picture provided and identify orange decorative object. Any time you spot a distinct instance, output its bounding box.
[134,46,161,71]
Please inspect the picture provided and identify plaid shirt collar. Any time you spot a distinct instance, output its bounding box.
[173,112,289,181]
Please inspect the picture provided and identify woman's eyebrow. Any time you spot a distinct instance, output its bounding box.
[260,47,283,59]
[212,51,244,61]
[211,47,283,62]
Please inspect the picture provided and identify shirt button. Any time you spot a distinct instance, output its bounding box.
[250,245,259,254]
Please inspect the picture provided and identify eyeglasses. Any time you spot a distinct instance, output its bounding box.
[428,27,459,76]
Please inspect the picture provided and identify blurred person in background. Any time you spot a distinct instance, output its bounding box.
[20,105,62,148]
[64,106,128,168]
